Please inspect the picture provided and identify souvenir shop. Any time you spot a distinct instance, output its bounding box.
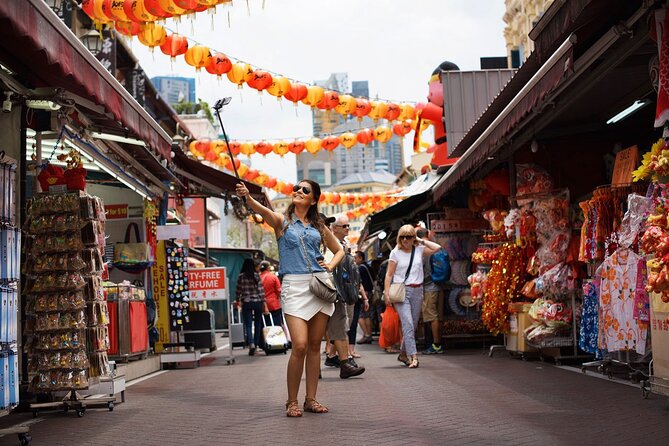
[428,0,669,395]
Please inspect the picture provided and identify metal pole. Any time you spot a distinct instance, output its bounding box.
[204,197,209,267]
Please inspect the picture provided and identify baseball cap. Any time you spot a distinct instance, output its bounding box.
[319,213,336,225]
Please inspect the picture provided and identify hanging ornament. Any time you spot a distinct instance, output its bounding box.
[369,101,389,122]
[273,141,290,157]
[302,85,325,108]
[160,34,189,61]
[305,138,322,155]
[288,140,306,155]
[124,0,157,23]
[137,24,167,49]
[244,168,259,181]
[228,140,241,156]
[189,139,210,157]
[283,83,308,103]
[385,103,401,121]
[209,140,228,156]
[335,94,355,116]
[246,70,273,91]
[144,0,173,18]
[398,103,416,121]
[393,121,412,137]
[184,45,212,71]
[254,141,274,156]
[205,52,232,78]
[340,132,357,149]
[159,0,187,16]
[240,142,256,156]
[356,128,374,145]
[353,98,372,121]
[317,90,339,110]
[107,0,130,22]
[321,136,340,152]
[227,62,251,88]
[374,126,392,143]
[115,20,141,36]
[266,76,291,99]
[264,177,277,189]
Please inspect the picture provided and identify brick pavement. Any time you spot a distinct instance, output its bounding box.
[2,341,669,446]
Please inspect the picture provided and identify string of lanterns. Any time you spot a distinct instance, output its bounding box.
[82,0,231,26]
[82,3,418,121]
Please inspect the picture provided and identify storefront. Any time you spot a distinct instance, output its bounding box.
[428,0,667,388]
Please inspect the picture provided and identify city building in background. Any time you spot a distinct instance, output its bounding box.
[151,75,196,104]
[503,0,554,67]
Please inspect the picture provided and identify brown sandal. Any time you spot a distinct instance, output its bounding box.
[397,353,410,366]
[303,398,329,413]
[408,357,420,369]
[286,400,302,417]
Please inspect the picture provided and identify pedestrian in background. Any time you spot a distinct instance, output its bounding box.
[417,228,445,355]
[259,260,284,328]
[355,251,375,344]
[235,258,268,357]
[236,179,344,417]
[384,225,441,369]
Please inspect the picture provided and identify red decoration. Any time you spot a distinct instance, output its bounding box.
[64,167,87,191]
[385,103,401,121]
[288,140,305,155]
[353,98,372,119]
[37,164,66,191]
[356,128,374,145]
[283,83,308,102]
[205,52,232,77]
[160,34,188,59]
[264,177,277,189]
[321,136,340,151]
[144,0,173,18]
[228,141,241,156]
[254,141,274,156]
[247,70,273,91]
[316,90,339,110]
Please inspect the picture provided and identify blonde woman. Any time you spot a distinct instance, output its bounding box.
[383,225,441,368]
[236,180,344,417]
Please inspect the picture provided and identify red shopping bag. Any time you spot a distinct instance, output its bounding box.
[379,305,401,349]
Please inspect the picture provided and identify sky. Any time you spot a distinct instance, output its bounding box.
[131,0,507,183]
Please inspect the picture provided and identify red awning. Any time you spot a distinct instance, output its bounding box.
[0,0,172,160]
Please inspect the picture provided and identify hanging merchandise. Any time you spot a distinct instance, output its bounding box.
[481,243,525,335]
[165,242,189,329]
[23,192,110,399]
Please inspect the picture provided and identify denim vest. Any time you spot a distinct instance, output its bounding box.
[278,217,324,276]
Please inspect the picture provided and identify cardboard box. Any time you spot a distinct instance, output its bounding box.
[650,293,669,378]
[507,306,537,353]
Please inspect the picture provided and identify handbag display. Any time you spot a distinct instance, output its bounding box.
[113,222,154,273]
[298,232,338,303]
[388,247,415,304]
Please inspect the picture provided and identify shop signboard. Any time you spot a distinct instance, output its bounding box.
[430,219,488,233]
[611,145,639,186]
[104,204,128,220]
[189,267,228,301]
[183,198,206,247]
[95,29,116,75]
[150,240,170,353]
[650,293,669,378]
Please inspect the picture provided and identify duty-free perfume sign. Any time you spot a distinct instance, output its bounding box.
[189,267,228,302]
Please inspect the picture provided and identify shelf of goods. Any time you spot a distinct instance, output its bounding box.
[23,192,115,417]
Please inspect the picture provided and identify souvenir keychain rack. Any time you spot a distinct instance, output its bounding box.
[23,191,114,418]
[0,153,31,444]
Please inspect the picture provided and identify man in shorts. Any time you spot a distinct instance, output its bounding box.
[418,228,444,354]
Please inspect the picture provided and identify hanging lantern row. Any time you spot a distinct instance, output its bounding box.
[344,197,404,221]
[187,121,422,161]
[204,152,404,204]
[82,0,231,26]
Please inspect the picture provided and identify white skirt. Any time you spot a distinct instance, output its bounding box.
[281,274,335,321]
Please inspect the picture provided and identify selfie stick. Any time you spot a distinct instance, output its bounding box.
[212,97,246,203]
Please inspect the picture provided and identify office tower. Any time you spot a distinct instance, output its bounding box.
[151,76,196,105]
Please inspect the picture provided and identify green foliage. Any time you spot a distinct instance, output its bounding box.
[173,99,215,124]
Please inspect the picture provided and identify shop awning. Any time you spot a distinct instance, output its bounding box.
[173,150,271,207]
[0,0,172,160]
[432,36,576,202]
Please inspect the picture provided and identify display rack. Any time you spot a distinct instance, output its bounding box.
[23,192,113,417]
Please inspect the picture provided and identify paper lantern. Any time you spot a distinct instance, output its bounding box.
[353,98,372,120]
[189,139,210,157]
[184,45,212,71]
[288,140,305,155]
[359,193,370,203]
[374,126,392,143]
[254,174,268,186]
[223,157,240,171]
[356,128,374,145]
[255,141,274,156]
[393,121,412,137]
[144,0,173,18]
[209,140,228,156]
[305,138,322,155]
[264,177,277,189]
[204,148,218,161]
[115,20,141,36]
[227,63,251,88]
[317,90,339,110]
[205,52,232,77]
[318,193,326,203]
[273,141,290,157]
[137,24,167,48]
[228,141,241,156]
[124,0,157,22]
[246,70,273,91]
[335,94,355,116]
[267,76,291,98]
[244,168,259,181]
[195,0,219,5]
[282,183,294,196]
[283,83,308,103]
[173,0,198,9]
[107,0,129,22]
[346,211,355,220]
[240,142,256,156]
[369,101,389,122]
[330,193,341,204]
[274,180,286,193]
[302,86,325,108]
[345,194,356,205]
[158,0,187,15]
[160,34,189,60]
[82,0,96,18]
[398,103,416,121]
[340,132,357,149]
[321,136,340,151]
[84,0,112,23]
[385,103,400,121]
[236,163,249,178]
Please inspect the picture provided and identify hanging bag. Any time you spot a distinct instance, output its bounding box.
[388,247,415,304]
[113,222,154,273]
[298,230,338,304]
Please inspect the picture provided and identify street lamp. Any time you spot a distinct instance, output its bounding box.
[80,29,103,56]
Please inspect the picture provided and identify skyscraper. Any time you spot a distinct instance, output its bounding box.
[151,76,196,105]
[296,73,403,186]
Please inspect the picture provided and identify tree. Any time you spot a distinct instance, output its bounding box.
[173,99,215,124]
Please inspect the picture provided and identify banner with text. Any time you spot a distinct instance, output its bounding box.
[189,267,228,301]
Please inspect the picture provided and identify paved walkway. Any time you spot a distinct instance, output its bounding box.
[3,341,669,446]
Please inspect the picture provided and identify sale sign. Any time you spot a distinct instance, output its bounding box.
[189,267,228,301]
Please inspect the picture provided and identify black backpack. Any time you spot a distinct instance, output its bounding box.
[333,253,361,305]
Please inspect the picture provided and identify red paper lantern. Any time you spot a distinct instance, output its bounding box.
[254,141,274,156]
[123,0,156,23]
[246,70,273,91]
[144,0,173,18]
[353,98,372,120]
[228,141,241,156]
[385,103,401,121]
[205,52,232,77]
[393,121,412,137]
[160,34,189,60]
[173,0,198,9]
[264,177,277,189]
[115,20,141,36]
[189,139,210,157]
[244,168,259,181]
[330,193,341,204]
[282,183,295,196]
[283,83,308,102]
[316,90,339,110]
[288,140,305,155]
[321,136,340,151]
[356,128,374,145]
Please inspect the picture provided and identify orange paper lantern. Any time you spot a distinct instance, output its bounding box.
[209,140,227,156]
[144,0,173,18]
[369,101,388,122]
[158,0,187,15]
[393,121,412,137]
[205,52,232,77]
[184,45,212,71]
[282,183,294,196]
[246,70,273,91]
[137,24,167,48]
[398,103,416,121]
[356,128,374,145]
[374,126,392,143]
[266,76,291,98]
[283,83,308,103]
[240,142,256,156]
[160,34,189,60]
[124,0,157,22]
[335,94,355,116]
[227,63,251,88]
[288,140,305,155]
[228,141,241,156]
[115,20,141,36]
[385,103,401,121]
[273,141,290,157]
[353,98,372,120]
[244,168,259,181]
[189,139,210,157]
[317,90,339,110]
[264,177,277,189]
[236,163,249,178]
[302,86,325,108]
[305,138,322,155]
[340,132,357,149]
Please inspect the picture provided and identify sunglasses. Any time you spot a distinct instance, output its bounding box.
[335,224,350,229]
[400,235,415,240]
[292,185,311,195]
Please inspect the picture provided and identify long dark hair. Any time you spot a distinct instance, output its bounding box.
[284,179,326,248]
[240,258,257,280]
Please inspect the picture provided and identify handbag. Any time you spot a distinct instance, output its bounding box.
[388,247,415,304]
[113,222,154,273]
[298,231,338,304]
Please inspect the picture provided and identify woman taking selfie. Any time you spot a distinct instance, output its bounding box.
[383,225,441,369]
[235,180,344,417]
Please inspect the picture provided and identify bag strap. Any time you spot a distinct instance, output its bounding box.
[403,247,416,284]
[361,263,374,286]
[125,222,141,243]
[298,231,315,274]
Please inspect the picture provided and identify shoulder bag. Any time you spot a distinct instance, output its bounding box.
[298,231,338,304]
[388,247,415,304]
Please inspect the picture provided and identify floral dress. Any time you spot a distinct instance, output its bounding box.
[596,248,648,354]
[579,280,603,359]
